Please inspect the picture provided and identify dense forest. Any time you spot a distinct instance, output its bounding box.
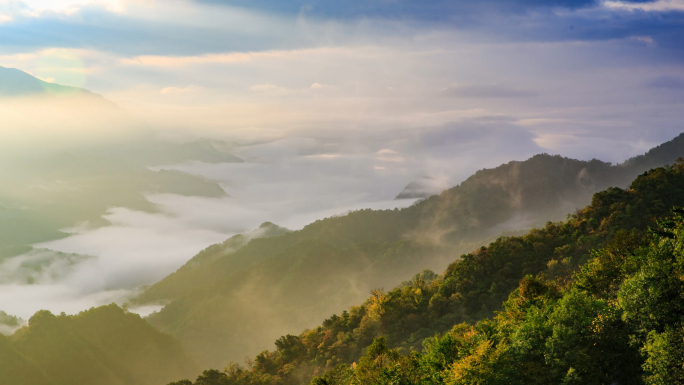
[0,304,199,385]
[166,161,684,384]
[136,133,684,367]
[4,136,684,385]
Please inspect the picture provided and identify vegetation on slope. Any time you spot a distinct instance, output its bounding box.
[139,133,684,368]
[164,160,684,384]
[306,209,684,384]
[1,304,199,385]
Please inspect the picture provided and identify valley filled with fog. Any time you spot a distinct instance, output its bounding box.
[0,136,424,321]
[1,0,684,382]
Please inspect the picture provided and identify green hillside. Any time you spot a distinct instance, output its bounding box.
[0,334,51,385]
[166,159,684,385]
[1,304,199,385]
[137,133,684,368]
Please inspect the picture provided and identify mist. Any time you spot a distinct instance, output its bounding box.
[0,0,682,351]
[0,79,681,322]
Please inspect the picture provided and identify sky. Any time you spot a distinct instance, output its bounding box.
[0,0,682,158]
[0,0,683,320]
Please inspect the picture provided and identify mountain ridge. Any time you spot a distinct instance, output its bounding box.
[166,147,684,385]
[0,66,99,98]
[135,132,684,368]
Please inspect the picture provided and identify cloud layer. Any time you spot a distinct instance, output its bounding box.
[0,0,682,320]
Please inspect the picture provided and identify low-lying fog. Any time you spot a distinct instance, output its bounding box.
[0,144,412,321]
[0,112,677,326]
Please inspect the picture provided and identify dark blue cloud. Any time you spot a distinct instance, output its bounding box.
[442,85,538,98]
[443,6,684,63]
[647,75,684,89]
[0,0,680,59]
[193,0,662,21]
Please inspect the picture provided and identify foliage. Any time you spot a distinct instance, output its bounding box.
[140,144,684,368]
[298,208,684,384]
[167,161,684,384]
[1,304,200,385]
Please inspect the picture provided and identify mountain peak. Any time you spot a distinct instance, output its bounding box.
[0,66,96,97]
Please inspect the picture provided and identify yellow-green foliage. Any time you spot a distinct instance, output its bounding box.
[142,151,684,368]
[168,161,684,385]
[3,304,200,385]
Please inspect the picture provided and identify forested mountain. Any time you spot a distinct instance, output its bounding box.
[0,304,199,385]
[0,140,241,260]
[167,156,684,385]
[137,133,684,368]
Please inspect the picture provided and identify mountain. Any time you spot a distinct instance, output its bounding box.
[0,138,244,260]
[0,311,24,335]
[137,222,291,302]
[167,154,684,385]
[0,157,228,259]
[396,133,684,212]
[0,66,96,97]
[394,177,447,199]
[0,304,200,385]
[135,133,684,369]
[0,334,51,385]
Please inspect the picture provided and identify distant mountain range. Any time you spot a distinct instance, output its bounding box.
[133,132,684,368]
[165,149,684,385]
[0,66,98,98]
[0,139,243,260]
[3,131,684,384]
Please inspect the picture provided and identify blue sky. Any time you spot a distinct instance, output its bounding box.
[1,0,683,55]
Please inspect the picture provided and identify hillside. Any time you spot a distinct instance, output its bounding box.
[166,159,684,385]
[0,66,97,97]
[0,140,242,260]
[136,133,684,368]
[1,304,199,385]
[0,67,245,259]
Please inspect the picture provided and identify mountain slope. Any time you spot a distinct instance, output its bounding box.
[0,66,95,97]
[167,160,684,385]
[0,334,51,385]
[0,140,241,260]
[3,304,200,385]
[138,133,684,368]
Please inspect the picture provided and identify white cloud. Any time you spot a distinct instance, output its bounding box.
[122,52,255,67]
[375,149,403,163]
[249,83,286,93]
[629,36,654,45]
[603,0,684,12]
[160,85,205,94]
[8,0,127,17]
[376,149,397,155]
[35,75,56,83]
